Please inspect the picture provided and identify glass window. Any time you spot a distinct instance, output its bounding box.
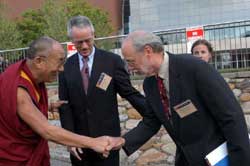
[245,25,250,37]
[214,29,220,40]
[209,29,215,41]
[235,27,241,38]
[230,27,236,39]
[225,28,230,39]
[219,28,225,40]
[205,30,210,40]
[240,26,246,37]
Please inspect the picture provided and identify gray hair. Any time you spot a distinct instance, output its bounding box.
[128,31,164,53]
[67,15,95,37]
[26,36,57,59]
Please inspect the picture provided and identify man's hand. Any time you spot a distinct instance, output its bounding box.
[90,136,111,158]
[67,146,83,160]
[107,136,125,150]
[67,136,125,160]
[49,100,68,112]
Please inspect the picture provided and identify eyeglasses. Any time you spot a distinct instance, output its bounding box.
[125,58,136,67]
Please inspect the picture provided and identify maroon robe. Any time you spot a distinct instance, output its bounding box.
[0,60,50,166]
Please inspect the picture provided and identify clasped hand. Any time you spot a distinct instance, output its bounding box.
[68,136,125,160]
[49,100,68,112]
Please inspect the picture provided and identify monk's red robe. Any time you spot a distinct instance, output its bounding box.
[0,60,50,166]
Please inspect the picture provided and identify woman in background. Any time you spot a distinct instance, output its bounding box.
[191,39,213,63]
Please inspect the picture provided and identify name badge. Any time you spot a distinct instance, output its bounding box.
[173,99,197,118]
[96,72,112,91]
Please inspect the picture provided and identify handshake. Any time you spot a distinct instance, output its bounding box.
[68,136,125,160]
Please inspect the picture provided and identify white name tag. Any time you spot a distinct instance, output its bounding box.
[96,72,112,91]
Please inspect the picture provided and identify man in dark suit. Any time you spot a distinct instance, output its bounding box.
[120,31,250,166]
[59,16,145,166]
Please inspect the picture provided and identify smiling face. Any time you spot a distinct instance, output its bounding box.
[44,43,66,82]
[70,26,94,58]
[35,43,66,83]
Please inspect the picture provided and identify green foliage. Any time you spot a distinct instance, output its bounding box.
[16,0,113,46]
[63,0,113,38]
[0,18,22,49]
[42,0,68,42]
[0,0,114,49]
[219,68,250,73]
[17,9,47,45]
[0,3,22,49]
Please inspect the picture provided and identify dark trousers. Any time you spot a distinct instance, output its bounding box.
[71,149,119,166]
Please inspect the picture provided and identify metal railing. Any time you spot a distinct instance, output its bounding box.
[1,20,250,73]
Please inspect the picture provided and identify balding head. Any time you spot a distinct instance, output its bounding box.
[121,31,164,76]
[27,36,60,60]
[122,31,164,54]
[26,36,66,83]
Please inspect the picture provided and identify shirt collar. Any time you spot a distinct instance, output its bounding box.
[158,52,169,80]
[78,46,95,62]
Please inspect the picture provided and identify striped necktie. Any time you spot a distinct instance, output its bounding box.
[81,57,89,94]
[157,76,171,119]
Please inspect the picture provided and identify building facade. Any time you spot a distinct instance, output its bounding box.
[122,0,250,71]
[127,0,250,32]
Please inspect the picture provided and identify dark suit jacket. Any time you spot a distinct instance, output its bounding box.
[59,48,146,164]
[123,53,250,166]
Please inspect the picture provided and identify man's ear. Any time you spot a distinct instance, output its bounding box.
[33,55,45,69]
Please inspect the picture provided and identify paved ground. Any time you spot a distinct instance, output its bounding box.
[51,159,71,166]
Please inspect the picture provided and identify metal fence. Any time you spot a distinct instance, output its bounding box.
[1,20,250,73]
[0,48,27,73]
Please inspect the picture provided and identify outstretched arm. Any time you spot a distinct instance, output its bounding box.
[17,87,110,156]
[122,101,162,155]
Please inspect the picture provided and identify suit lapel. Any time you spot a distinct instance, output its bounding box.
[168,54,184,138]
[147,77,168,123]
[148,53,183,121]
[87,49,102,96]
[69,54,86,98]
[168,54,182,107]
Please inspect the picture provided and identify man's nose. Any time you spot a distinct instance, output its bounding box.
[81,41,88,48]
[58,65,64,72]
[195,53,201,57]
[127,65,134,71]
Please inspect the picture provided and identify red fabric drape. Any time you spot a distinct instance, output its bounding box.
[0,60,50,166]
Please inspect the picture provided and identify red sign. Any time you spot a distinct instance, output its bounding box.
[186,27,204,53]
[186,27,204,41]
[67,43,76,51]
[67,42,77,58]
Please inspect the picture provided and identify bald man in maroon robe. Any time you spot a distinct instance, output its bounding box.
[0,36,123,166]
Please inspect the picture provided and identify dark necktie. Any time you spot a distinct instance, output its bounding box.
[81,57,89,94]
[157,76,171,119]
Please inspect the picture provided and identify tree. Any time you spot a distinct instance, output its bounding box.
[17,9,47,45]
[63,0,113,38]
[0,2,22,49]
[62,0,114,49]
[42,0,68,42]
[17,0,113,45]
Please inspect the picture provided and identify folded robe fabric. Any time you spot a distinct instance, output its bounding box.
[0,60,50,166]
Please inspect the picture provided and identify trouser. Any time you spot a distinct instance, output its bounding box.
[71,149,119,166]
